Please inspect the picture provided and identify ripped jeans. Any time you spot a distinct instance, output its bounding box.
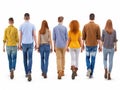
[86,46,97,76]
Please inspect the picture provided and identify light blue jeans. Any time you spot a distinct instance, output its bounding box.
[103,47,114,73]
[6,46,17,71]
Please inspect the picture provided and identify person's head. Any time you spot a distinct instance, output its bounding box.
[69,20,80,33]
[24,13,30,20]
[9,17,14,25]
[105,19,113,34]
[39,20,49,34]
[89,13,95,20]
[58,16,64,23]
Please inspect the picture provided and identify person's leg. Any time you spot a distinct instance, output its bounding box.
[56,48,62,79]
[22,44,28,76]
[70,48,76,79]
[103,47,108,79]
[44,44,50,78]
[74,48,80,76]
[90,46,97,77]
[86,46,91,77]
[11,46,17,70]
[40,45,45,75]
[69,48,75,67]
[6,46,12,71]
[27,43,33,81]
[108,48,114,80]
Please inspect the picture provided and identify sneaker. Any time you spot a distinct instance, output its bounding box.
[86,69,91,77]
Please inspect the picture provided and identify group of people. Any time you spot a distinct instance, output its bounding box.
[3,13,117,82]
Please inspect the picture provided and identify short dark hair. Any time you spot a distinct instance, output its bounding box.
[89,13,95,20]
[24,13,30,17]
[58,16,64,22]
[9,17,14,22]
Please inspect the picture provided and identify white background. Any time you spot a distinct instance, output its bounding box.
[0,0,120,90]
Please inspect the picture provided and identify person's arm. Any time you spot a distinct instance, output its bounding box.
[18,30,22,50]
[81,26,86,52]
[37,32,40,52]
[49,31,53,52]
[114,30,118,51]
[33,30,37,50]
[53,28,56,52]
[3,29,7,52]
[114,42,117,51]
[97,26,102,52]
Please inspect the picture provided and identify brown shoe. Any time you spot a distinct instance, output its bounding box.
[108,73,111,80]
[28,74,32,81]
[58,71,62,79]
[10,70,14,79]
[104,68,107,79]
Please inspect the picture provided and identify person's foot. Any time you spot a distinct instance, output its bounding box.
[86,69,91,77]
[104,69,107,79]
[44,74,47,78]
[28,74,32,82]
[72,71,76,80]
[10,70,14,79]
[25,74,28,78]
[61,71,64,76]
[108,73,111,80]
[58,71,62,79]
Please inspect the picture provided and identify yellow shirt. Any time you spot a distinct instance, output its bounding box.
[68,31,82,48]
[3,25,19,46]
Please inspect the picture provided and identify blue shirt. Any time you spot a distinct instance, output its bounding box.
[53,24,68,48]
[19,21,36,44]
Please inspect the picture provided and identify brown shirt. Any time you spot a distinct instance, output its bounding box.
[82,22,101,46]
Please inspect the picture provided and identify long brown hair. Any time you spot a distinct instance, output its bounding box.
[105,19,113,34]
[69,20,80,33]
[39,20,49,34]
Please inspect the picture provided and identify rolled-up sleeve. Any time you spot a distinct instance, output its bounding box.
[114,30,118,42]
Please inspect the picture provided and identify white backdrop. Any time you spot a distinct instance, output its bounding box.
[0,0,120,90]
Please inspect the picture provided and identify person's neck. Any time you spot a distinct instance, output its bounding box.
[59,22,63,25]
[90,20,94,22]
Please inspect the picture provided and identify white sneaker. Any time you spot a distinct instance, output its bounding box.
[86,69,91,77]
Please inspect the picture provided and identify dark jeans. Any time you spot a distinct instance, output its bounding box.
[86,46,97,75]
[6,46,17,71]
[22,43,33,75]
[39,44,50,74]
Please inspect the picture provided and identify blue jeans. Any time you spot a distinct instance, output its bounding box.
[86,46,97,75]
[22,43,33,75]
[39,44,50,74]
[6,46,17,71]
[103,47,114,73]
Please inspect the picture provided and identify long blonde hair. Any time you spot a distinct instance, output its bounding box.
[69,20,80,34]
[105,19,113,34]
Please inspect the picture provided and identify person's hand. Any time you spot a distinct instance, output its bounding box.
[3,48,5,52]
[98,46,102,52]
[54,48,56,53]
[50,49,53,53]
[18,44,22,50]
[114,47,117,52]
[34,44,37,50]
[81,45,84,52]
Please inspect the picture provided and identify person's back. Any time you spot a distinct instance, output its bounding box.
[82,13,102,78]
[53,24,67,48]
[20,21,35,44]
[82,20,100,46]
[53,16,67,79]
